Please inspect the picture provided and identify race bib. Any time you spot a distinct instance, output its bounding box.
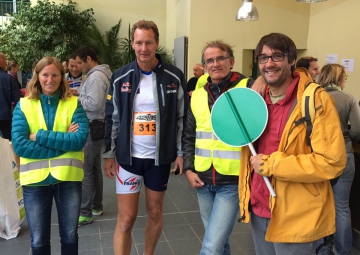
[133,112,156,135]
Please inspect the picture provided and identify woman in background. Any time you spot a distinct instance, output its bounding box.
[7,59,24,96]
[11,57,89,255]
[318,63,360,255]
[7,60,19,80]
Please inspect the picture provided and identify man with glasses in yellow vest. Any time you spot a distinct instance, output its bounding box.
[183,40,253,255]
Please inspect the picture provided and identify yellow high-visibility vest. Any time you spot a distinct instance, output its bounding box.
[19,96,84,185]
[191,78,248,175]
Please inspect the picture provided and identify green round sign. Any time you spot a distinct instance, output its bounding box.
[211,87,268,147]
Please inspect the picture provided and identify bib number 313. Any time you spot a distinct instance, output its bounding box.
[133,112,156,136]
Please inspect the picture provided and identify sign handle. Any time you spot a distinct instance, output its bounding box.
[248,143,276,197]
[224,92,276,197]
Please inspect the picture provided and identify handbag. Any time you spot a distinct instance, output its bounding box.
[89,120,105,140]
[0,138,25,240]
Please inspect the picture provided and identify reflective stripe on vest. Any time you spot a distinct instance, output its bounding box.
[191,78,248,175]
[195,148,240,160]
[20,158,84,172]
[196,131,220,140]
[19,97,84,185]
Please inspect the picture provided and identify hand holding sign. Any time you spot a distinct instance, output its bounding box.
[211,87,276,197]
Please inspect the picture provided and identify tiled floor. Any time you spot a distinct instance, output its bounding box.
[1,173,360,255]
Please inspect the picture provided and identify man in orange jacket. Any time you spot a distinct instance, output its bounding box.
[238,33,346,255]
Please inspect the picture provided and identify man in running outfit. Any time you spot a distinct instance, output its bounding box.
[103,20,187,255]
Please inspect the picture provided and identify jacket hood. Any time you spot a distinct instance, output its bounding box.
[87,64,112,80]
[294,67,314,100]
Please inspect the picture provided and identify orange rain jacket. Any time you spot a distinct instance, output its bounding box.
[238,68,347,243]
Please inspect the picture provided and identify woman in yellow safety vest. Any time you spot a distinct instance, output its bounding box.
[11,57,89,255]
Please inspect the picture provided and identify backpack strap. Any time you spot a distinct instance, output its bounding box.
[315,234,334,255]
[294,82,321,148]
[304,90,314,147]
[287,98,297,122]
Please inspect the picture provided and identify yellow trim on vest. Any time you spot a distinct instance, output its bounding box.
[191,78,248,175]
[19,97,84,185]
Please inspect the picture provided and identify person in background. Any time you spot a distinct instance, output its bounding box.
[23,61,39,97]
[317,64,360,255]
[183,40,253,255]
[0,53,20,140]
[296,56,320,82]
[187,63,205,97]
[66,53,84,96]
[239,33,346,255]
[26,61,38,83]
[62,60,69,74]
[11,57,89,255]
[75,46,112,226]
[103,20,187,255]
[7,60,20,80]
[7,60,25,96]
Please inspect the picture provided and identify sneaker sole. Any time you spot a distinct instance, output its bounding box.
[92,211,103,216]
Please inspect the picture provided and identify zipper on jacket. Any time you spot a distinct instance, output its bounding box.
[212,165,216,185]
[211,133,216,185]
[240,160,251,222]
[216,84,221,93]
[238,215,246,222]
[48,158,51,177]
[160,84,165,107]
[130,85,141,165]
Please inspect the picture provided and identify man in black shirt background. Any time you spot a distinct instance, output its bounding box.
[187,63,205,98]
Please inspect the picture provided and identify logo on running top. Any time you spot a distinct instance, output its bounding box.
[167,83,178,89]
[121,82,132,93]
[136,114,156,121]
[123,176,141,191]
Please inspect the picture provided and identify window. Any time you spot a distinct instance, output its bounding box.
[0,0,30,16]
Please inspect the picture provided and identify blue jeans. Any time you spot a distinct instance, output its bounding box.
[317,153,355,255]
[197,183,239,255]
[23,181,82,255]
[333,153,355,255]
[251,213,317,255]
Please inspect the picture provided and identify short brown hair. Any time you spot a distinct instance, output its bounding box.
[202,40,235,64]
[27,57,71,100]
[318,64,346,88]
[131,20,159,43]
[74,46,98,63]
[255,33,297,71]
[296,57,318,70]
[7,60,19,71]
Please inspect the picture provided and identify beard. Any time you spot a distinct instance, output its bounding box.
[261,67,292,88]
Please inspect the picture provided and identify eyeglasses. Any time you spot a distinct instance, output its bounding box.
[257,53,289,64]
[204,56,230,66]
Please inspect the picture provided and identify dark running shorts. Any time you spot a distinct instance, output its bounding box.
[116,157,171,194]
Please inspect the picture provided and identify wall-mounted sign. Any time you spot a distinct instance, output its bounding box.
[326,54,338,64]
[341,59,354,72]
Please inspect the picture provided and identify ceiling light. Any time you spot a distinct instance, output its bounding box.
[296,0,327,3]
[236,0,259,21]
